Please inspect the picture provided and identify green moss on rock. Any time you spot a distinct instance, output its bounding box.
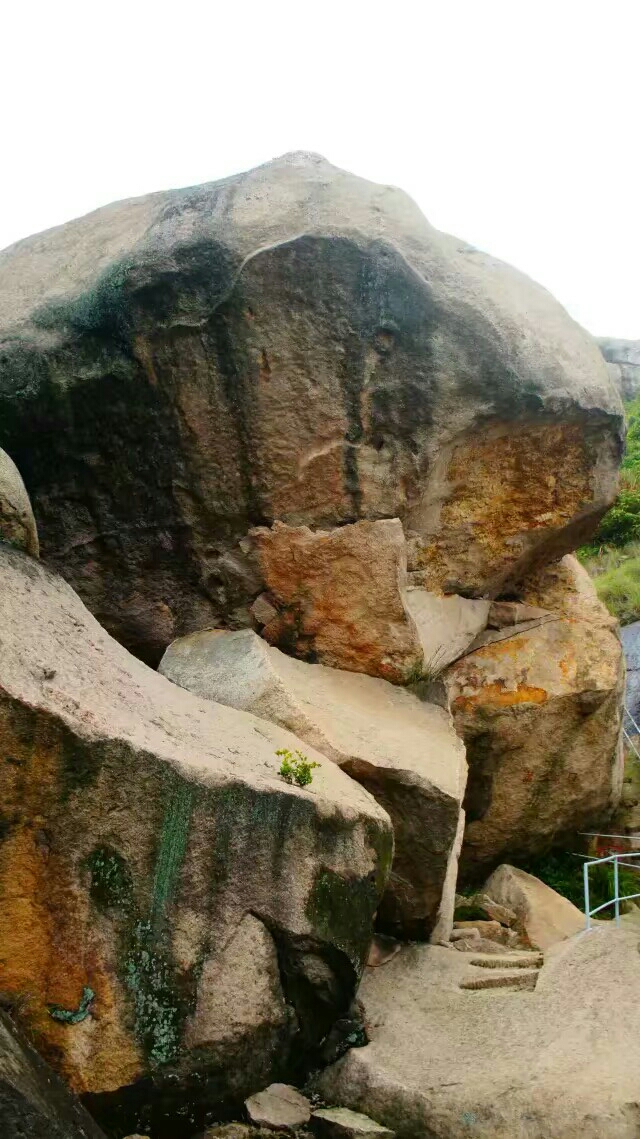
[306,868,378,973]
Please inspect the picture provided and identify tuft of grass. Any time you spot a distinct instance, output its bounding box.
[585,548,640,624]
[276,747,320,788]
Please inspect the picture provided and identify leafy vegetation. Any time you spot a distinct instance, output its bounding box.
[277,747,320,787]
[514,851,639,917]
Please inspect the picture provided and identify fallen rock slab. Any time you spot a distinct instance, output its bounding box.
[0,546,391,1119]
[0,1009,105,1139]
[317,926,640,1138]
[483,865,585,951]
[311,1106,395,1138]
[245,1084,311,1131]
[160,628,467,938]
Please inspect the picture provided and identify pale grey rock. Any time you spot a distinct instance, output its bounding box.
[317,926,640,1138]
[0,545,391,1106]
[245,1084,311,1131]
[160,627,467,939]
[311,1106,395,1138]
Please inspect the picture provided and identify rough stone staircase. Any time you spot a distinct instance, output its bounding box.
[458,950,544,992]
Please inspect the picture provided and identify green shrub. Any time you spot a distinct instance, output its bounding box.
[578,396,640,557]
[594,557,640,624]
[276,747,320,787]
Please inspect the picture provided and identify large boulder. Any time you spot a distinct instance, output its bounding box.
[0,153,622,664]
[159,628,467,939]
[0,1009,105,1139]
[0,447,39,556]
[483,865,585,950]
[316,926,640,1138]
[0,545,391,1128]
[444,556,624,882]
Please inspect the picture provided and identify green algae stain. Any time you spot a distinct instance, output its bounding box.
[124,920,184,1067]
[85,777,198,1068]
[306,869,378,973]
[86,846,134,913]
[150,780,196,929]
[49,986,95,1024]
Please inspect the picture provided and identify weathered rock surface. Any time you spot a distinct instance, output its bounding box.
[598,338,640,400]
[0,447,39,556]
[311,1106,394,1138]
[248,519,422,682]
[245,1083,311,1131]
[483,865,585,950]
[0,1009,105,1139]
[445,556,624,881]
[317,926,640,1138]
[160,628,466,939]
[0,545,391,1120]
[0,153,622,663]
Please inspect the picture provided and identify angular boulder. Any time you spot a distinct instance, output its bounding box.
[0,1009,105,1139]
[248,519,422,682]
[0,153,622,663]
[445,556,624,882]
[483,865,585,950]
[0,447,39,556]
[160,628,467,939]
[245,1083,311,1131]
[0,546,391,1121]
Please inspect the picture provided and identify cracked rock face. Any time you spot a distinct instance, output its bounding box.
[0,153,623,664]
[0,545,391,1121]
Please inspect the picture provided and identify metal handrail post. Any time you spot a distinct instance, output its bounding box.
[584,860,591,930]
[614,856,621,928]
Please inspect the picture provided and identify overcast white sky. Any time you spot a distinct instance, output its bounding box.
[2,1,638,337]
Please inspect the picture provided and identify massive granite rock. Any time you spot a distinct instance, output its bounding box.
[444,556,624,882]
[317,926,640,1139]
[159,628,467,939]
[0,153,623,664]
[0,446,39,556]
[0,1009,105,1139]
[598,338,640,401]
[0,545,391,1122]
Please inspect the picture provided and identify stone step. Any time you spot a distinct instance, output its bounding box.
[459,969,540,992]
[467,952,544,970]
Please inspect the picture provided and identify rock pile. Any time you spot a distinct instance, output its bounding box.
[0,153,627,1133]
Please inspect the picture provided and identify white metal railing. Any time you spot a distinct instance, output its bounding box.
[583,851,640,928]
[582,707,640,927]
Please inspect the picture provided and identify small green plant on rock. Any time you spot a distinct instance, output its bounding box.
[277,747,320,787]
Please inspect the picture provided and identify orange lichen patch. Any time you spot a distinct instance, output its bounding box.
[0,702,142,1093]
[251,518,422,681]
[415,422,594,590]
[453,682,549,712]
